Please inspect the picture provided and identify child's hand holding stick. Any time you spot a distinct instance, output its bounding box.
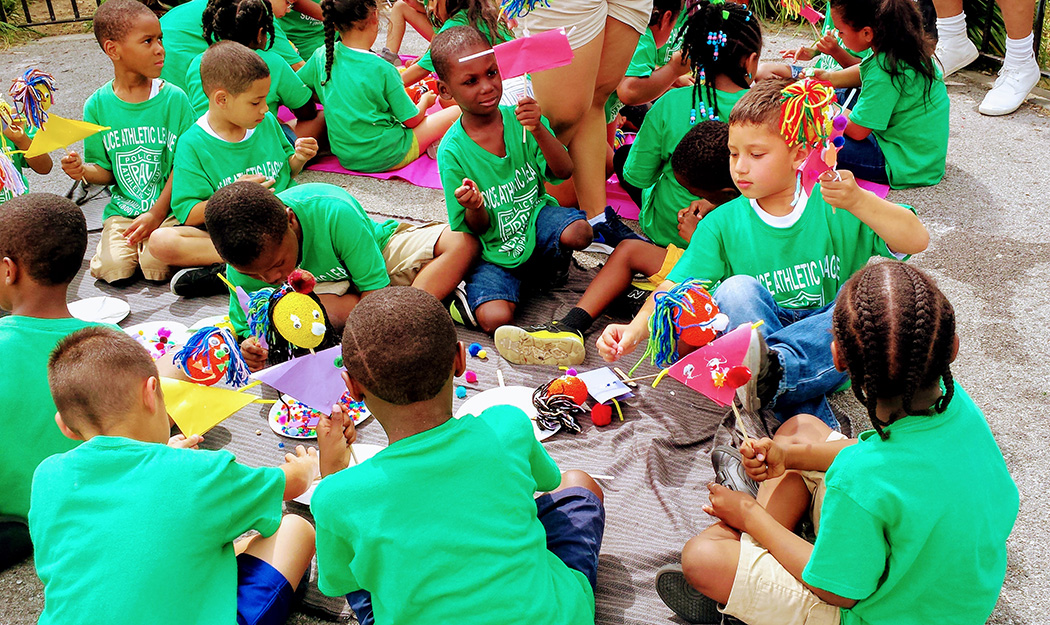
[515,96,542,143]
[317,402,359,477]
[739,437,786,482]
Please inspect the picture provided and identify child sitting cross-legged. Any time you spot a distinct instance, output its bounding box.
[495,120,740,366]
[60,0,196,285]
[310,286,606,625]
[151,40,318,298]
[598,77,930,429]
[204,181,477,370]
[656,261,1019,625]
[32,326,320,624]
[432,26,593,333]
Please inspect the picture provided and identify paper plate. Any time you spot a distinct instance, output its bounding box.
[454,385,559,441]
[188,314,233,332]
[292,443,385,506]
[268,392,372,440]
[124,321,190,359]
[68,296,130,325]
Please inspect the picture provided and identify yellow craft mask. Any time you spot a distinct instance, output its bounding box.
[272,292,327,349]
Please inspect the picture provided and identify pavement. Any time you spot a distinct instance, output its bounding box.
[1,20,1050,625]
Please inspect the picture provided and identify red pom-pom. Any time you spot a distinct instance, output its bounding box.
[547,375,588,405]
[591,403,612,426]
[287,268,317,294]
[724,366,752,389]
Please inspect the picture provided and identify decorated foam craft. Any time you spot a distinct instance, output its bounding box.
[492,29,574,78]
[801,113,848,195]
[161,377,260,436]
[404,75,438,104]
[10,69,56,129]
[633,279,729,370]
[667,323,754,407]
[533,377,585,433]
[247,269,335,365]
[800,4,824,24]
[779,78,836,149]
[546,374,588,405]
[19,115,109,159]
[174,326,251,387]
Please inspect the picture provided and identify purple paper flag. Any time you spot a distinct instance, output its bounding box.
[250,346,345,413]
[493,28,574,79]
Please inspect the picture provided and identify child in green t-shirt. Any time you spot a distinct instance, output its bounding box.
[658,262,1018,625]
[614,0,688,108]
[153,40,318,298]
[32,325,321,625]
[0,193,100,571]
[60,0,196,285]
[278,0,325,63]
[496,121,740,366]
[755,0,869,81]
[296,0,461,173]
[204,181,477,369]
[311,287,606,625]
[432,27,592,334]
[598,78,929,428]
[0,116,52,206]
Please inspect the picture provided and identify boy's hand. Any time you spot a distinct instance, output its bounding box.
[285,444,320,482]
[819,168,866,212]
[455,178,484,211]
[234,173,275,189]
[781,46,817,61]
[702,482,756,531]
[515,96,542,133]
[2,115,28,144]
[596,323,644,362]
[814,31,842,56]
[419,91,438,110]
[61,151,86,181]
[677,199,714,241]
[293,137,318,162]
[741,437,786,482]
[317,402,359,476]
[168,433,203,449]
[241,336,268,372]
[124,211,164,246]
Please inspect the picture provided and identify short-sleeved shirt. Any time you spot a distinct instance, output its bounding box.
[185,48,312,118]
[849,53,949,188]
[623,86,746,248]
[225,183,398,336]
[170,112,295,224]
[804,385,1018,625]
[814,5,872,71]
[31,437,285,625]
[159,0,303,93]
[0,316,107,521]
[297,44,418,172]
[311,407,594,625]
[83,81,196,221]
[0,128,33,205]
[438,106,565,268]
[655,10,688,66]
[625,28,659,78]
[278,2,325,62]
[666,187,912,309]
[416,12,514,72]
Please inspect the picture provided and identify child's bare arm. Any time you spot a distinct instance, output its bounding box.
[401,63,430,87]
[404,92,437,128]
[815,64,862,89]
[616,51,691,106]
[455,178,490,233]
[3,116,52,174]
[740,437,856,481]
[280,445,320,500]
[125,173,174,245]
[317,403,358,477]
[820,170,929,255]
[60,150,115,185]
[596,279,671,361]
[292,0,323,19]
[515,97,573,180]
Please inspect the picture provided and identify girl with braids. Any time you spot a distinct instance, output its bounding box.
[619,0,761,249]
[818,0,949,188]
[657,261,1018,625]
[296,0,461,172]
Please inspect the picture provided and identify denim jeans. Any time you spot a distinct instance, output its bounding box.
[712,276,848,429]
[836,133,889,185]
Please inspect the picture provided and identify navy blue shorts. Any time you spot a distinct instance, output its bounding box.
[465,204,587,311]
[236,554,295,625]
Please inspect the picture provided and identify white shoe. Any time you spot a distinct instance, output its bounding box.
[935,36,979,77]
[979,58,1041,116]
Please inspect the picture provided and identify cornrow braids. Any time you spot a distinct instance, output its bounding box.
[203,0,276,50]
[832,261,956,440]
[678,0,762,123]
[439,0,513,49]
[320,0,378,85]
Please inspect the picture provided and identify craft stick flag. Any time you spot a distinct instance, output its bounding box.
[800,5,824,24]
[161,377,257,436]
[250,346,345,414]
[668,324,754,407]
[492,28,574,78]
[20,115,108,159]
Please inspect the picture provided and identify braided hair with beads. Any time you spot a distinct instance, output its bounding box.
[202,0,276,50]
[320,0,378,85]
[677,0,762,123]
[832,261,956,441]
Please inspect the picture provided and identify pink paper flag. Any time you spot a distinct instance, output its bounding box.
[250,346,345,414]
[800,4,824,24]
[493,29,574,79]
[668,325,753,407]
[801,148,833,195]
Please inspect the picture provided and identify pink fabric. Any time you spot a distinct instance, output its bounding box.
[306,153,445,188]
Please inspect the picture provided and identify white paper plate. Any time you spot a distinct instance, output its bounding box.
[267,393,372,440]
[292,443,385,505]
[124,321,190,359]
[454,385,559,441]
[188,314,232,332]
[68,296,130,325]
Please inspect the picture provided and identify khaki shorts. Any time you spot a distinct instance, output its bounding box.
[90,214,180,283]
[524,0,652,49]
[722,430,848,625]
[311,222,444,296]
[647,243,684,286]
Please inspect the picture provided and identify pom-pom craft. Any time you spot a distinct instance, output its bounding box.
[246,269,335,365]
[268,392,372,439]
[633,280,729,371]
[175,326,251,387]
[533,378,585,434]
[10,69,56,130]
[779,78,836,148]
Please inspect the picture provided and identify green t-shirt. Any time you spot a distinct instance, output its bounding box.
[849,53,949,188]
[83,81,196,221]
[416,11,513,72]
[803,385,1018,625]
[298,44,419,173]
[185,48,312,118]
[158,0,303,92]
[278,2,325,63]
[814,5,872,71]
[666,187,911,308]
[625,28,659,78]
[225,183,398,336]
[170,112,295,224]
[438,106,564,268]
[0,316,105,521]
[0,130,32,206]
[311,407,595,625]
[655,10,688,66]
[31,437,285,625]
[623,86,746,248]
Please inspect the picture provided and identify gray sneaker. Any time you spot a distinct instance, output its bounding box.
[655,564,722,624]
[711,445,759,498]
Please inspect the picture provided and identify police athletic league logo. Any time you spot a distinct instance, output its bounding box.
[115,146,162,200]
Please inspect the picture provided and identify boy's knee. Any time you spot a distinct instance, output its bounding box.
[681,535,729,597]
[560,219,593,251]
[475,301,514,334]
[279,514,316,545]
[446,230,480,259]
[146,229,178,264]
[559,470,604,503]
[773,414,833,445]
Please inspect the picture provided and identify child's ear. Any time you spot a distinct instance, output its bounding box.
[436,79,455,103]
[1,257,17,286]
[790,143,808,171]
[659,10,675,31]
[453,341,467,377]
[744,52,759,82]
[102,38,121,61]
[830,340,848,372]
[213,89,229,108]
[55,412,84,442]
[143,376,162,416]
[949,334,959,364]
[342,370,367,402]
[860,26,874,46]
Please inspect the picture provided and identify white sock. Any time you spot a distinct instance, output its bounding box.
[588,213,607,226]
[1004,33,1036,66]
[936,12,967,40]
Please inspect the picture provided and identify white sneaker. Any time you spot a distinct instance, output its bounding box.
[935,36,979,77]
[979,58,1041,116]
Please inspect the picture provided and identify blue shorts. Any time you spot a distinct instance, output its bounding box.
[236,554,295,625]
[465,204,587,311]
[345,486,606,625]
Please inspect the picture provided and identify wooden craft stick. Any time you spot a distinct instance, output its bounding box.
[618,371,662,384]
[613,367,638,388]
[238,380,262,393]
[497,370,505,387]
[731,400,751,441]
[458,48,494,63]
[350,444,360,466]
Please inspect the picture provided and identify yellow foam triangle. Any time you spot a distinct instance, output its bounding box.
[17,115,109,159]
[161,377,256,437]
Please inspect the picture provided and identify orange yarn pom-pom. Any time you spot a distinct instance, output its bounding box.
[547,375,588,405]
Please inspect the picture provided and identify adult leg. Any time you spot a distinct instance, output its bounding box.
[148,226,223,267]
[979,0,1039,115]
[385,0,412,53]
[932,0,980,76]
[412,105,462,153]
[409,228,479,300]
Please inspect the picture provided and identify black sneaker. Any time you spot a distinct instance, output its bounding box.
[494,320,585,366]
[735,325,783,414]
[170,264,228,298]
[445,283,478,330]
[655,564,722,624]
[711,445,760,498]
[587,206,645,254]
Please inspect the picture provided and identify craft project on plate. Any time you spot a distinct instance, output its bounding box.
[268,392,372,439]
[174,326,251,387]
[125,321,191,359]
[247,269,337,365]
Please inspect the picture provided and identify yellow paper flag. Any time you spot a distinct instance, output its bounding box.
[19,115,109,159]
[161,377,256,437]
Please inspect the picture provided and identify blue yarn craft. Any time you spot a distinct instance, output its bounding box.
[499,0,550,20]
[630,279,721,371]
[175,326,251,387]
[9,69,56,130]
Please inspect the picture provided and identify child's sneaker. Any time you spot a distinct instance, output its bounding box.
[494,321,585,366]
[170,264,228,298]
[375,47,401,66]
[735,326,782,414]
[445,283,478,330]
[587,206,645,254]
[655,564,722,624]
[711,445,759,498]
